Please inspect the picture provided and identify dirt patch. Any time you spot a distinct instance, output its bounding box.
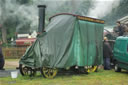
[4,59,19,69]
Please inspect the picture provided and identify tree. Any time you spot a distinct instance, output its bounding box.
[0,0,7,43]
[0,0,33,44]
[102,0,128,26]
[16,0,33,5]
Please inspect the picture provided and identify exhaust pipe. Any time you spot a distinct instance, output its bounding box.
[37,5,46,33]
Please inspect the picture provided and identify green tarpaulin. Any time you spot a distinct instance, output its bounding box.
[19,14,104,68]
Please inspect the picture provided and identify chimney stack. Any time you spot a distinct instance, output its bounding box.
[37,5,46,33]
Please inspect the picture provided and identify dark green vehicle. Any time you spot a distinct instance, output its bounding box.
[113,36,128,72]
[19,5,105,78]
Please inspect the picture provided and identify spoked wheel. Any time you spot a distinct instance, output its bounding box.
[40,67,58,78]
[87,66,98,73]
[19,64,36,76]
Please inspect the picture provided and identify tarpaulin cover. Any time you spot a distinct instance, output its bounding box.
[19,14,104,68]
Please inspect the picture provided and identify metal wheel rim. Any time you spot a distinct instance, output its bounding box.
[87,66,97,73]
[42,67,58,78]
[20,64,35,76]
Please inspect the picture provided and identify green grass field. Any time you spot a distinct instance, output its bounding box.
[1,59,128,85]
[0,69,128,85]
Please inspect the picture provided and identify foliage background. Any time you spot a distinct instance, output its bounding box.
[0,0,128,43]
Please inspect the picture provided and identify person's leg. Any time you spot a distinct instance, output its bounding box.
[0,57,5,70]
[106,57,111,70]
[103,57,107,70]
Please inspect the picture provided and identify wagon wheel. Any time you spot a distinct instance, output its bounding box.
[86,66,98,73]
[40,67,58,78]
[19,64,36,76]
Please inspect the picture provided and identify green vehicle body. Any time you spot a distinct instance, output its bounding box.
[113,36,128,70]
[19,13,105,78]
[19,14,105,69]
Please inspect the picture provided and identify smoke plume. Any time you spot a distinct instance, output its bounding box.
[87,0,120,18]
[0,0,121,33]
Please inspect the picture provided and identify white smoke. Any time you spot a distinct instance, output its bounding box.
[87,0,120,18]
[0,0,85,33]
[1,0,120,33]
[14,5,38,32]
[0,0,66,32]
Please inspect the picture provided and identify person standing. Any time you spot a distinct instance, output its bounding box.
[0,41,5,70]
[103,37,112,70]
[116,21,124,36]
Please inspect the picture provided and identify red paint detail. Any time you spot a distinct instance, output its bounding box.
[16,38,36,46]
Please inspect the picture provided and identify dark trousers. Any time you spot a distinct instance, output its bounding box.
[0,57,5,69]
[103,57,111,70]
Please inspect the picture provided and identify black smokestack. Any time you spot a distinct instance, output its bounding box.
[37,5,46,33]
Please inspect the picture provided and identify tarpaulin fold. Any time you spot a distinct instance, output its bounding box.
[19,15,104,68]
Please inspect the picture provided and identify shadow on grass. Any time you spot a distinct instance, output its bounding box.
[19,69,128,80]
[119,70,128,74]
[19,69,90,80]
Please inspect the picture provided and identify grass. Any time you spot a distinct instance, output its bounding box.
[0,69,128,85]
[5,59,19,61]
[1,59,128,85]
